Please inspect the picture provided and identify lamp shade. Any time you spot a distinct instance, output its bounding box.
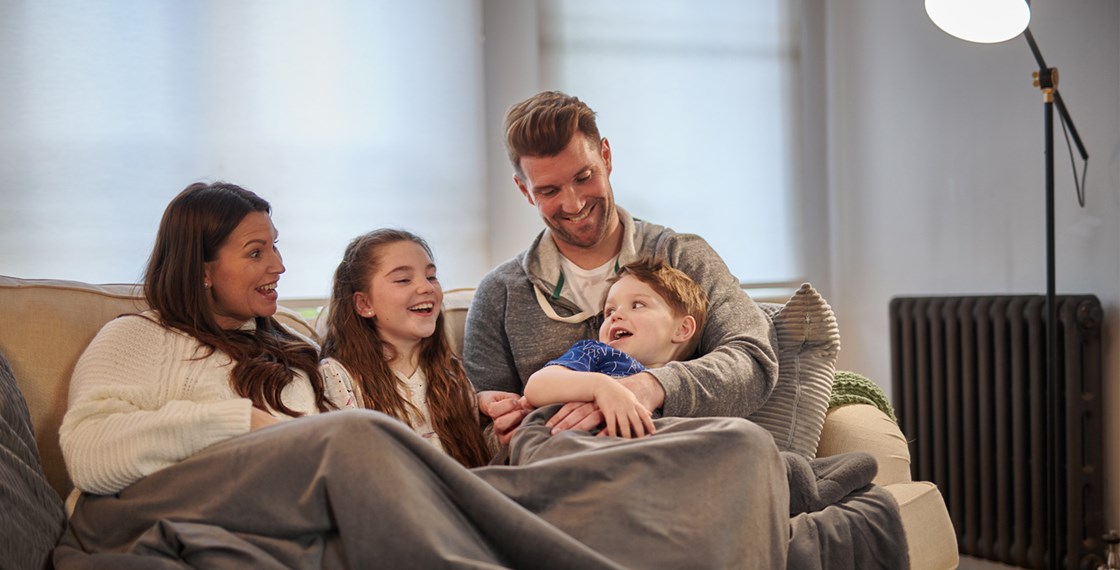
[925,0,1031,43]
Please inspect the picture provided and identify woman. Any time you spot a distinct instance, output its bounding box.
[60,181,340,495]
[320,229,491,467]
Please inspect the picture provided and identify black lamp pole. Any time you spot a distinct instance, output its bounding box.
[1022,26,1089,569]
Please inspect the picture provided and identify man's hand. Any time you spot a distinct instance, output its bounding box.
[478,390,532,445]
[545,401,605,435]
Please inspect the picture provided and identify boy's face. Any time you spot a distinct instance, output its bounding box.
[598,274,693,368]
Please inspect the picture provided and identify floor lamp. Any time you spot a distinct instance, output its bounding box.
[925,1,1090,567]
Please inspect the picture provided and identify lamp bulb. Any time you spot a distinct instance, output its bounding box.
[925,0,1031,44]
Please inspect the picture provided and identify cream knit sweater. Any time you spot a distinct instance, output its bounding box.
[60,312,322,495]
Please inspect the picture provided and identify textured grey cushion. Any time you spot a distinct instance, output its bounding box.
[747,283,840,459]
[0,350,65,569]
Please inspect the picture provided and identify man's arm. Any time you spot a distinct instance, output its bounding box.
[463,272,521,394]
[650,234,780,418]
[618,372,666,411]
[463,271,530,444]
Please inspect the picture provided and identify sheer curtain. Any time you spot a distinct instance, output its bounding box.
[536,0,805,286]
[1,1,810,297]
[0,0,488,297]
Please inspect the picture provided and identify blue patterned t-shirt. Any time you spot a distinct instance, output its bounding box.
[545,339,646,378]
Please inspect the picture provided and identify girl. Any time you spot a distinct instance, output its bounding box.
[320,229,491,468]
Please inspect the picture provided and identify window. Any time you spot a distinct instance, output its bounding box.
[0,1,808,297]
[0,1,489,298]
[538,0,803,285]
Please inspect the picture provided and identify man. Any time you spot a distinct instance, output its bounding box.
[464,90,778,444]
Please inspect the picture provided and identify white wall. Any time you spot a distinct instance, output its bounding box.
[825,0,1120,529]
[481,0,544,266]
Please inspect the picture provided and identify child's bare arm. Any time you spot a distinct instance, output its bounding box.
[524,365,606,407]
[525,366,655,438]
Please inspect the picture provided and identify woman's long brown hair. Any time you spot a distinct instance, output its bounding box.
[321,229,491,467]
[143,182,330,416]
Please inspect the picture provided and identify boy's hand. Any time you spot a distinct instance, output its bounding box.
[478,390,532,445]
[541,372,663,436]
[592,382,656,439]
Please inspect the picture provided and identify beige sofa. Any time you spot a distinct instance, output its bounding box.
[0,275,958,568]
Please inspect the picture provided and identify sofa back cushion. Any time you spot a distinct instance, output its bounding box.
[442,288,474,357]
[0,275,316,499]
[0,277,147,499]
[747,283,840,459]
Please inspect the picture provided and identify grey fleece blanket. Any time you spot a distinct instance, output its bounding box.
[784,451,908,569]
[53,408,905,569]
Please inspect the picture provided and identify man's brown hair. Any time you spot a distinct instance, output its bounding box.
[611,258,709,360]
[504,90,601,176]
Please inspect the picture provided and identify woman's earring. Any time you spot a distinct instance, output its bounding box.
[204,281,211,289]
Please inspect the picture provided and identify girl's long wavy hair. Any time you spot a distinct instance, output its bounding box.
[321,229,491,468]
[143,181,330,416]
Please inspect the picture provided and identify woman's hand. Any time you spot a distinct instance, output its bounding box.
[250,407,281,431]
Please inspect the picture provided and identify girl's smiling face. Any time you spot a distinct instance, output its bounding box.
[354,240,443,354]
[203,211,285,329]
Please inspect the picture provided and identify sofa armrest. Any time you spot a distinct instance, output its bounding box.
[886,481,960,570]
[817,404,958,568]
[815,403,912,487]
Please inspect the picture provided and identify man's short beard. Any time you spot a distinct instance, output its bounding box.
[549,198,615,249]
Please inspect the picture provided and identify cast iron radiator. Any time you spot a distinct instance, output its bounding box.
[889,295,1104,569]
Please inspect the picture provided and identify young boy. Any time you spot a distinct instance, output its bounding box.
[523,258,708,439]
